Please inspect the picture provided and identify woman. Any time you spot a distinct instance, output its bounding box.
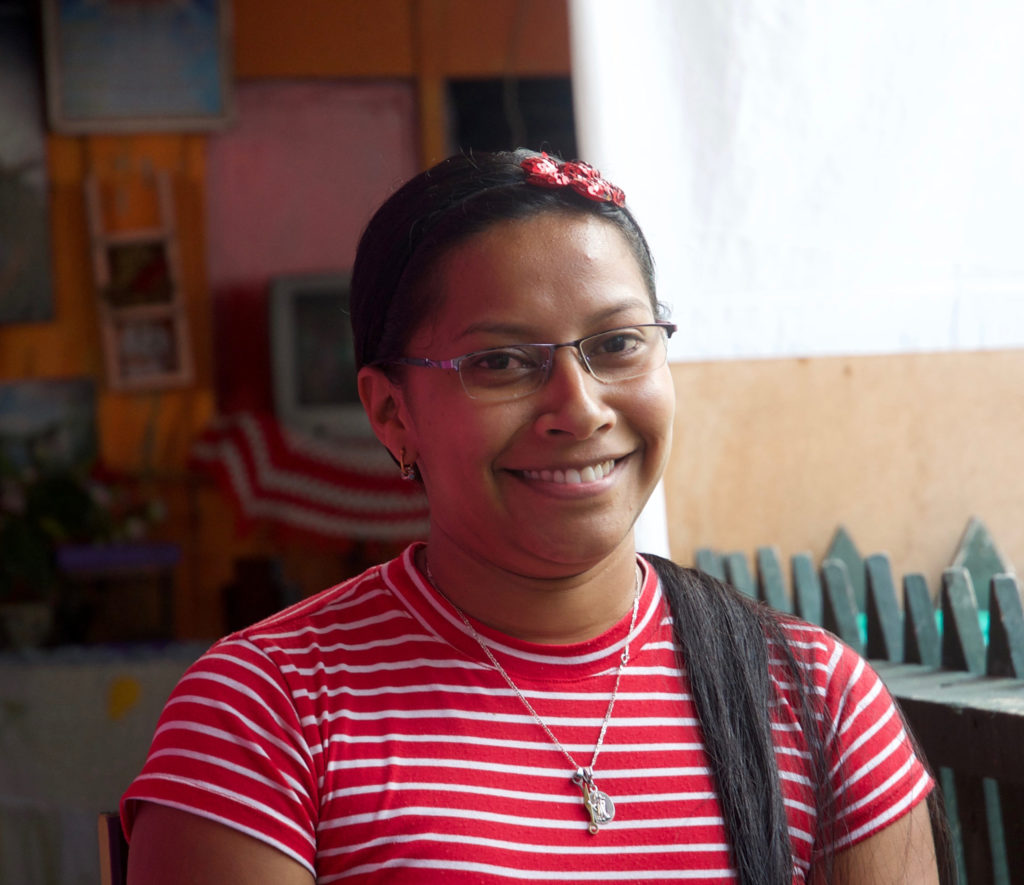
[124,150,941,883]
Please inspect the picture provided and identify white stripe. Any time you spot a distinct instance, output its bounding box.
[321,858,736,883]
[325,756,713,782]
[315,706,700,730]
[320,829,730,859]
[318,803,725,833]
[836,669,884,739]
[837,743,917,813]
[173,672,310,757]
[295,681,695,704]
[252,608,415,645]
[834,770,933,848]
[146,747,305,802]
[320,778,719,808]
[162,696,311,770]
[322,730,706,755]
[832,703,898,788]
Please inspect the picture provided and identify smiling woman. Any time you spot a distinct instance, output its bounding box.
[120,150,945,885]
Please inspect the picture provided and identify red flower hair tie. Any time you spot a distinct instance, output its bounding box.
[521,153,626,207]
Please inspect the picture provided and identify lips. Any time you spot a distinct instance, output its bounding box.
[520,458,616,485]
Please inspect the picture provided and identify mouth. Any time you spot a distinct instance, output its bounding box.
[519,458,617,485]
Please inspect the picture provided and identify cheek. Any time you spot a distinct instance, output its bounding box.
[411,396,515,476]
[627,369,676,438]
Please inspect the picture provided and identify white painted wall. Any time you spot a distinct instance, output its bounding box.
[570,0,1024,363]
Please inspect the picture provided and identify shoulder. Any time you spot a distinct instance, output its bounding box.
[178,546,423,697]
[771,615,923,770]
[771,616,869,686]
[228,547,418,650]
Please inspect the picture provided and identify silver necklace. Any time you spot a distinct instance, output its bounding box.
[425,559,642,834]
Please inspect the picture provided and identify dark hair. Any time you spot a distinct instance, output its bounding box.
[645,557,835,883]
[349,149,660,370]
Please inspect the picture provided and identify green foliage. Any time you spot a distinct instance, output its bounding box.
[0,459,164,601]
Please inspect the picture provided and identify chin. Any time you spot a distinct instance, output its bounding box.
[516,520,637,571]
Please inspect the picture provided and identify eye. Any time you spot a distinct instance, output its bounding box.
[463,346,544,372]
[589,328,646,358]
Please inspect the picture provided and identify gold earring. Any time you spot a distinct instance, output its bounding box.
[399,447,417,481]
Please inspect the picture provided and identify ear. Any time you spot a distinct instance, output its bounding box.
[358,366,417,463]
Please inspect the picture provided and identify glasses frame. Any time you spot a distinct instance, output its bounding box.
[384,321,677,401]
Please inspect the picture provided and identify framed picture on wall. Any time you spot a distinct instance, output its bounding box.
[104,242,174,308]
[0,377,97,473]
[41,0,234,133]
[269,273,371,439]
[110,315,183,384]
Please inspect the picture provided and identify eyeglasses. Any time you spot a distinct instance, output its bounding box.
[385,322,676,402]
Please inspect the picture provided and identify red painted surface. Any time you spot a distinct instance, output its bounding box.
[205,81,418,412]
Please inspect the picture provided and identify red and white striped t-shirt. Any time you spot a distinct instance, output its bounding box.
[122,544,932,883]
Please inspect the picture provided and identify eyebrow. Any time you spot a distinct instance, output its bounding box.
[453,300,651,344]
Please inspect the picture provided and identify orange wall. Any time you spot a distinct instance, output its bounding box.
[0,135,215,473]
[665,350,1024,593]
[0,0,572,639]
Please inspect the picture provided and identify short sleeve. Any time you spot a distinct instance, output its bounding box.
[820,638,933,849]
[120,638,320,873]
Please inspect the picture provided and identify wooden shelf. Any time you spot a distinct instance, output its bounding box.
[85,171,194,392]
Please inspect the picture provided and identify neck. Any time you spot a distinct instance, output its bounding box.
[419,534,641,644]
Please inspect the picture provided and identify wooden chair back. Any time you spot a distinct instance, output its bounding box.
[98,812,129,885]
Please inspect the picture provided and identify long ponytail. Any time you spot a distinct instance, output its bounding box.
[644,555,834,885]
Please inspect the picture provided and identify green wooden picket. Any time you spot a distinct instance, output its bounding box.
[821,558,864,654]
[987,574,1024,679]
[941,568,987,676]
[825,526,866,610]
[695,548,726,581]
[724,552,756,598]
[865,553,903,662]
[985,573,1024,882]
[903,573,941,668]
[755,546,790,613]
[791,553,823,626]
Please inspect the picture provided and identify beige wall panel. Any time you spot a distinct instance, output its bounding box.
[665,349,1024,593]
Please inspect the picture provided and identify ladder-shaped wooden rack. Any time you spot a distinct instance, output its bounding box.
[85,171,194,391]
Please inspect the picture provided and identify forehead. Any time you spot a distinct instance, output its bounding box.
[417,212,652,345]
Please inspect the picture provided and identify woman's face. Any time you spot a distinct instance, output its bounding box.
[373,211,675,577]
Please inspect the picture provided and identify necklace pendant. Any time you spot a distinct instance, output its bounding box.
[572,768,616,834]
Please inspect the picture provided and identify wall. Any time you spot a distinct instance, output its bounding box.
[0,0,572,639]
[8,0,1015,638]
[665,350,1024,590]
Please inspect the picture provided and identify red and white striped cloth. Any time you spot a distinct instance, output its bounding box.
[188,412,429,543]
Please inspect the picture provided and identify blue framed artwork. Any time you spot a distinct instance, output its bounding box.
[0,377,97,474]
[42,0,233,133]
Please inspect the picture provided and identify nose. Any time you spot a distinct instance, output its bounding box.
[533,346,615,439]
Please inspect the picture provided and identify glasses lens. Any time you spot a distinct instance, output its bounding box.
[581,325,668,383]
[458,345,549,400]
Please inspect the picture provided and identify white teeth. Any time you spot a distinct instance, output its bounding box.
[523,459,615,484]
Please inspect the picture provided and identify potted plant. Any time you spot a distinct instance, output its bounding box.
[0,454,165,648]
